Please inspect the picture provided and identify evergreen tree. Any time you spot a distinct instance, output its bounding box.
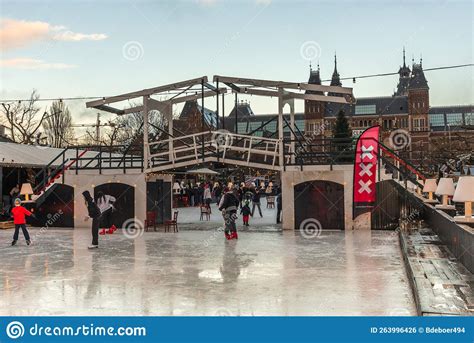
[331,109,353,162]
[332,109,352,139]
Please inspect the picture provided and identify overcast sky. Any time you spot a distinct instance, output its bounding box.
[1,0,473,124]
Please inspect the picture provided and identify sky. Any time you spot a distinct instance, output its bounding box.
[0,0,473,126]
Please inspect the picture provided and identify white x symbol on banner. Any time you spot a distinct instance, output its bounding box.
[361,145,374,160]
[359,162,373,177]
[358,179,372,194]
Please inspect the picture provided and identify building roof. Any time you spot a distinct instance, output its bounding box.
[408,62,429,90]
[179,100,218,128]
[228,101,255,118]
[0,142,97,168]
[325,96,409,117]
[429,105,473,114]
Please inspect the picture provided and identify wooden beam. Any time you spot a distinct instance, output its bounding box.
[86,76,208,108]
[214,75,353,95]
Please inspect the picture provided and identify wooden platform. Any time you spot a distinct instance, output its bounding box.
[0,221,15,230]
[400,228,474,316]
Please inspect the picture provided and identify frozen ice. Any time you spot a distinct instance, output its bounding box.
[0,219,415,316]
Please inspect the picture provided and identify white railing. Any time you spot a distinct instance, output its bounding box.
[147,130,282,170]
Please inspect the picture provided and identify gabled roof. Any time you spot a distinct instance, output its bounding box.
[179,100,218,128]
[228,102,254,118]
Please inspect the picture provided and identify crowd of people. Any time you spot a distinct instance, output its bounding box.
[175,180,283,238]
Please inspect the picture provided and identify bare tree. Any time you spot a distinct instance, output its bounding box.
[42,100,75,147]
[0,90,46,143]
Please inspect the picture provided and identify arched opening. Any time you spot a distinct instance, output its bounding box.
[35,184,74,228]
[294,180,345,230]
[94,183,135,227]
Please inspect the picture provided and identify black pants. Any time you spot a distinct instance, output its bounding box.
[277,207,282,223]
[13,224,30,241]
[91,217,100,246]
[252,202,262,217]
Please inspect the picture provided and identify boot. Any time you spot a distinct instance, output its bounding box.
[26,240,31,245]
[225,232,232,240]
[106,227,114,234]
[99,229,106,235]
[11,240,17,246]
[110,225,117,233]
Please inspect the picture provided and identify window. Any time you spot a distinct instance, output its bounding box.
[465,112,474,125]
[237,122,248,133]
[446,113,463,126]
[249,122,263,131]
[429,113,445,127]
[355,104,376,115]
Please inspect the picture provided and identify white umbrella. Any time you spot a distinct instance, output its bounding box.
[186,168,219,175]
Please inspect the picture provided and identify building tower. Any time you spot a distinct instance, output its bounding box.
[394,48,411,96]
[304,63,326,136]
[407,58,429,131]
[328,54,342,97]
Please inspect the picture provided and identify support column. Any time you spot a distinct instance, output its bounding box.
[167,103,173,163]
[278,88,284,168]
[143,96,149,170]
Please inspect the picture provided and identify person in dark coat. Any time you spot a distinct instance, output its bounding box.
[218,187,240,240]
[240,201,251,226]
[82,190,101,249]
[251,187,263,217]
[276,191,282,224]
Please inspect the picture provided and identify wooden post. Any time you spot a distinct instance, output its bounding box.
[278,88,284,169]
[143,95,149,170]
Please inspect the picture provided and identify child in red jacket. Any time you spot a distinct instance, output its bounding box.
[11,198,32,246]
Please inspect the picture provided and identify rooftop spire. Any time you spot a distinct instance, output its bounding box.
[334,52,338,73]
[403,47,406,67]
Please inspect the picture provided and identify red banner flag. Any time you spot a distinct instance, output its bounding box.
[353,126,380,204]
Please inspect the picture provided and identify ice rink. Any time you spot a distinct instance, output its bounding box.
[0,216,416,316]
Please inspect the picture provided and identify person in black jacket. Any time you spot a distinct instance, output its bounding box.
[218,187,240,240]
[240,201,251,226]
[276,191,282,224]
[82,190,101,249]
[251,187,263,217]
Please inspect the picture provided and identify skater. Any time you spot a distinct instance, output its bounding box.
[82,191,101,249]
[251,186,263,217]
[10,198,32,246]
[276,191,282,224]
[218,187,240,240]
[204,183,212,209]
[96,191,116,234]
[240,201,251,226]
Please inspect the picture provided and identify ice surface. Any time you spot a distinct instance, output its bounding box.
[0,214,415,316]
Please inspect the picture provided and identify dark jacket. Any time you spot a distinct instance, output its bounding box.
[240,204,251,216]
[219,192,239,212]
[82,190,101,219]
[252,189,261,203]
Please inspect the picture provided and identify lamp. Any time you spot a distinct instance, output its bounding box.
[422,178,438,203]
[452,176,474,223]
[173,182,180,194]
[435,178,455,210]
[20,183,33,201]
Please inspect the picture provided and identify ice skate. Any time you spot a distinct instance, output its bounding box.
[88,245,99,249]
